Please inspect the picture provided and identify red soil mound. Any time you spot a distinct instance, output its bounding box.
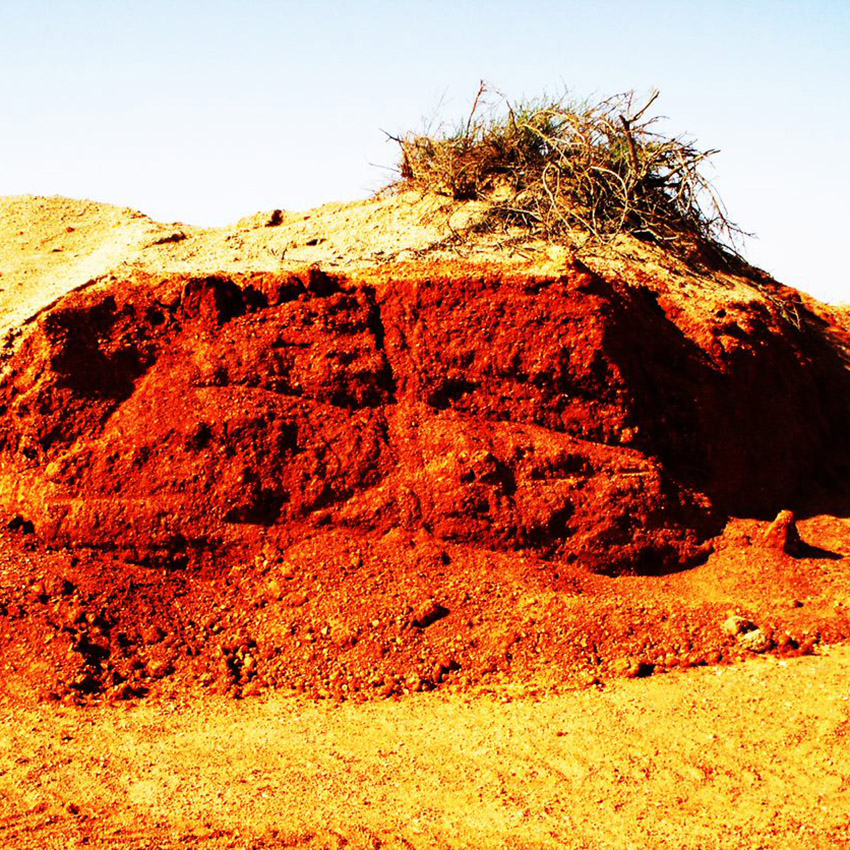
[0,259,849,702]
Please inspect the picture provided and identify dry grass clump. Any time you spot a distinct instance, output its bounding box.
[392,85,746,262]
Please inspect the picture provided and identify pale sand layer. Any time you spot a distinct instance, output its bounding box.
[0,192,490,343]
[2,647,849,848]
[1,192,790,351]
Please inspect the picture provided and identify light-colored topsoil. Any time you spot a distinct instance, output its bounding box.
[0,192,494,344]
[2,646,849,849]
[2,192,807,346]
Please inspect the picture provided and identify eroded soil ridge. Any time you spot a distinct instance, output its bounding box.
[0,258,848,701]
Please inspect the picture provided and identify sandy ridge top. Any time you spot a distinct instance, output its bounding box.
[1,192,834,348]
[0,192,488,339]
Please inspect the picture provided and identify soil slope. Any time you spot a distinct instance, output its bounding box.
[2,193,850,847]
[1,195,850,705]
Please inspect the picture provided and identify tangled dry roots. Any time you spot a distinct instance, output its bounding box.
[393,84,746,263]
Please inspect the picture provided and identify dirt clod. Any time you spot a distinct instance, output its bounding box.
[738,628,772,653]
[722,616,757,637]
[761,509,803,556]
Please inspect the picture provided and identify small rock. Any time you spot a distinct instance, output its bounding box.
[46,576,75,597]
[774,631,794,650]
[799,637,818,655]
[152,230,187,245]
[738,628,772,653]
[241,681,262,697]
[411,600,449,629]
[69,673,100,694]
[333,625,359,650]
[437,654,455,671]
[65,603,85,625]
[499,630,520,653]
[148,659,175,679]
[761,509,802,555]
[140,625,164,645]
[722,615,756,637]
[285,592,308,608]
[110,681,138,702]
[611,657,652,678]
[265,578,283,601]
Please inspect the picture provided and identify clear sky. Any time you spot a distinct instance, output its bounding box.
[2,1,848,301]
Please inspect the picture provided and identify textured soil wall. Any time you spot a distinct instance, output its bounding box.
[1,261,847,574]
[1,260,849,701]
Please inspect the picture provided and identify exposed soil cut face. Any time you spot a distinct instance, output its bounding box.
[0,255,849,703]
[4,261,850,562]
[0,262,723,572]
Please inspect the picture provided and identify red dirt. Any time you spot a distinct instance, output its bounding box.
[1,257,849,705]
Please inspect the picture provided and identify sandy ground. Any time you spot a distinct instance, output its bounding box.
[2,647,849,849]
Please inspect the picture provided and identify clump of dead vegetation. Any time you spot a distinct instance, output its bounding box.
[391,84,747,262]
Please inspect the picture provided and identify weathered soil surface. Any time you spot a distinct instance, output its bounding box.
[1,194,850,847]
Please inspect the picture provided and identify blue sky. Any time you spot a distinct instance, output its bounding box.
[2,1,849,301]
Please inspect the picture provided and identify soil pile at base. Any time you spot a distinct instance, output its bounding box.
[1,257,849,701]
